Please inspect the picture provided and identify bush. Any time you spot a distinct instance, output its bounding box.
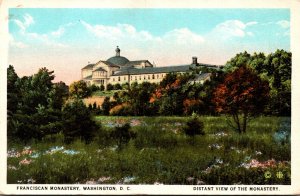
[183,115,205,136]
[114,83,122,90]
[107,83,113,91]
[110,123,136,150]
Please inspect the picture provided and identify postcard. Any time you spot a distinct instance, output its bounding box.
[1,0,300,195]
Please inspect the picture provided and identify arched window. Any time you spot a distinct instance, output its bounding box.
[152,74,155,79]
[118,76,120,81]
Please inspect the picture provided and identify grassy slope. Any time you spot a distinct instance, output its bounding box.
[7,116,291,184]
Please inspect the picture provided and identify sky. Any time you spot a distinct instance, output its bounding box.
[8,9,290,84]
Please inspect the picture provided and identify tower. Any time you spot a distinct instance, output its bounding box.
[115,46,120,57]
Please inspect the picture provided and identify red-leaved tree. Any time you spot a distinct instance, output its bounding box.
[213,65,270,133]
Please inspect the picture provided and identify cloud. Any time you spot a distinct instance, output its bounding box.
[163,28,205,44]
[81,21,156,41]
[13,13,34,32]
[212,20,256,39]
[11,14,69,49]
[246,21,258,26]
[9,34,28,48]
[23,14,34,27]
[81,20,204,45]
[51,27,65,37]
[50,22,75,37]
[277,20,290,29]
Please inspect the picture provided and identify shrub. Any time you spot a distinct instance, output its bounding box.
[100,85,105,91]
[110,123,136,150]
[183,115,205,136]
[107,83,113,91]
[114,83,122,90]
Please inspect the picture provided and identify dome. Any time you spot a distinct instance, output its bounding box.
[107,46,129,66]
[107,56,130,66]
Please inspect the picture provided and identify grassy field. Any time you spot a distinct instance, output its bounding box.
[7,116,291,185]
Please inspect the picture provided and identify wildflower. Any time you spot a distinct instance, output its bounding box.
[215,158,223,164]
[174,122,182,126]
[96,149,103,153]
[21,149,33,155]
[63,150,79,155]
[130,119,142,127]
[19,158,32,165]
[123,176,136,183]
[186,177,194,182]
[154,182,164,185]
[196,180,206,185]
[30,153,40,158]
[8,165,17,170]
[215,132,228,137]
[97,176,111,183]
[109,146,118,151]
[208,143,223,150]
[240,159,278,169]
[46,146,64,154]
[7,149,21,158]
[27,178,36,184]
[86,179,97,184]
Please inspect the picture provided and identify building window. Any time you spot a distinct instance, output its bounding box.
[148,75,150,79]
[144,76,146,80]
[124,76,126,80]
[157,74,159,78]
[113,78,115,82]
[135,76,137,80]
[139,76,141,80]
[152,74,155,79]
[112,71,115,75]
[118,77,120,81]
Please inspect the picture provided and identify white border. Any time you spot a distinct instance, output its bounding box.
[0,0,299,195]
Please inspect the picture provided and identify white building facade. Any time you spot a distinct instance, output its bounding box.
[81,46,219,88]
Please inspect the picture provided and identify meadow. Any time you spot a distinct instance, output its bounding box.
[7,116,291,185]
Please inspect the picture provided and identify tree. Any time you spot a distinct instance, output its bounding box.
[48,81,69,110]
[224,51,251,73]
[101,96,111,115]
[183,115,205,136]
[263,49,291,116]
[110,123,136,150]
[224,50,291,116]
[62,99,99,143]
[69,80,90,99]
[8,67,62,142]
[213,65,270,133]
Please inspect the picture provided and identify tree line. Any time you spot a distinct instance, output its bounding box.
[7,49,291,142]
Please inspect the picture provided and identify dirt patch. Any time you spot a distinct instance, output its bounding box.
[83,96,113,107]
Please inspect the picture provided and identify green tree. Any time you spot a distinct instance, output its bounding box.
[62,99,99,143]
[69,80,90,99]
[48,81,69,110]
[101,96,111,115]
[183,115,205,136]
[263,49,291,115]
[224,51,251,72]
[110,123,135,150]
